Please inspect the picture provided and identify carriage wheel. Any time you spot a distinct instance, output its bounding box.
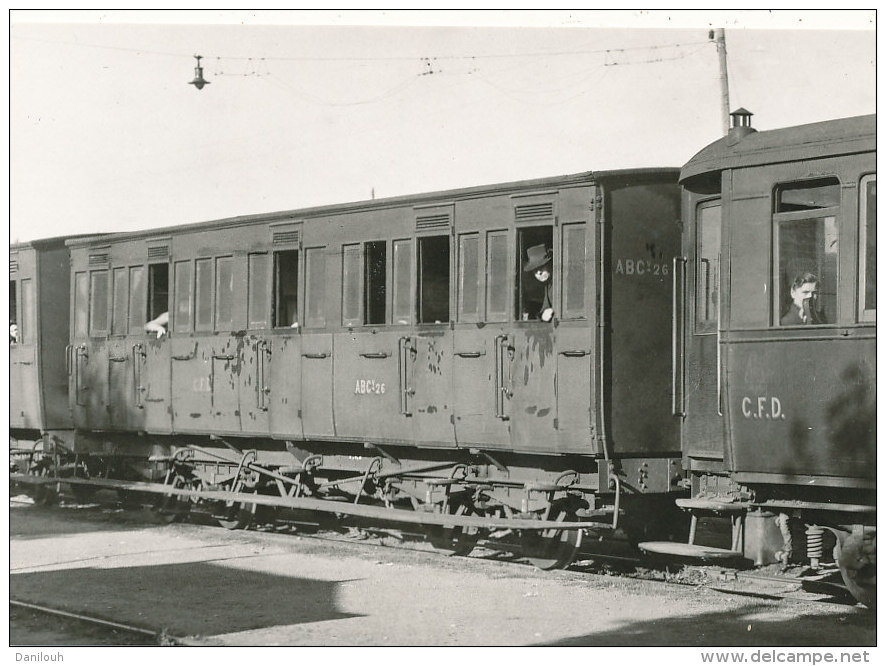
[522,507,583,570]
[154,474,191,523]
[31,466,59,506]
[836,528,876,608]
[213,489,257,530]
[428,495,483,557]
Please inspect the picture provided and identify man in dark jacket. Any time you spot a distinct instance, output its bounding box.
[781,272,825,325]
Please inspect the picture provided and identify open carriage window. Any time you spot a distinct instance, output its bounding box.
[148,264,169,323]
[774,179,839,326]
[858,175,876,322]
[9,280,17,343]
[273,250,299,328]
[516,226,553,321]
[417,236,450,324]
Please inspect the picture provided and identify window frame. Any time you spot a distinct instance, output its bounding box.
[694,199,722,335]
[416,234,451,325]
[858,173,876,323]
[485,229,509,322]
[172,260,193,334]
[304,246,328,329]
[19,278,34,344]
[772,207,840,328]
[214,255,235,331]
[273,248,301,329]
[457,232,481,323]
[247,252,271,330]
[194,257,214,332]
[560,222,587,321]
[392,239,413,326]
[128,265,147,335]
[111,266,129,336]
[88,269,110,336]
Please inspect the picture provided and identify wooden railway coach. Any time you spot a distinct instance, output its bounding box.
[62,168,683,564]
[10,238,75,455]
[643,112,876,605]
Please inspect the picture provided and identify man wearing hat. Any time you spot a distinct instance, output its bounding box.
[522,244,554,322]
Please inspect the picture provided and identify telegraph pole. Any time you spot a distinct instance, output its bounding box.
[710,28,731,135]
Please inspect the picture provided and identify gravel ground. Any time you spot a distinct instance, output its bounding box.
[8,497,877,647]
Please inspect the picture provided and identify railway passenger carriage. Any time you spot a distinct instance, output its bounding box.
[642,111,876,606]
[60,168,684,563]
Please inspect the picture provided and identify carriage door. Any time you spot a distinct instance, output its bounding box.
[451,227,511,449]
[680,198,725,464]
[141,255,172,433]
[106,264,146,431]
[508,203,560,452]
[267,225,304,439]
[9,255,40,430]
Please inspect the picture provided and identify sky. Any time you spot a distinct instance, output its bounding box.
[8,10,877,243]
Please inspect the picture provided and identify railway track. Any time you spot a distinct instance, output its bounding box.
[9,599,193,646]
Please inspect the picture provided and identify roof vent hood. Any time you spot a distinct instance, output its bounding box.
[727,108,756,145]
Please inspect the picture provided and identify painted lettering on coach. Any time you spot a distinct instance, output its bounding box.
[740,396,785,421]
[614,258,669,277]
[354,379,386,395]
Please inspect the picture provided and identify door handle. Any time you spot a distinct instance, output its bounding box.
[359,351,390,359]
[672,256,687,418]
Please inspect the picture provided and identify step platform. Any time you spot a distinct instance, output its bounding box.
[638,541,744,561]
[675,498,749,513]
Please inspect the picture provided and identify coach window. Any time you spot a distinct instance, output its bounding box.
[458,233,480,322]
[393,240,412,325]
[89,270,109,335]
[858,175,876,322]
[342,244,362,327]
[486,230,508,322]
[20,278,34,344]
[273,250,299,328]
[112,267,128,335]
[74,272,88,338]
[248,253,271,329]
[774,178,839,326]
[9,280,17,342]
[128,266,146,334]
[173,261,193,333]
[695,201,721,333]
[417,236,450,324]
[365,241,387,325]
[305,247,327,328]
[561,223,587,319]
[517,226,553,321]
[195,258,213,332]
[215,257,234,330]
[148,264,169,324]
